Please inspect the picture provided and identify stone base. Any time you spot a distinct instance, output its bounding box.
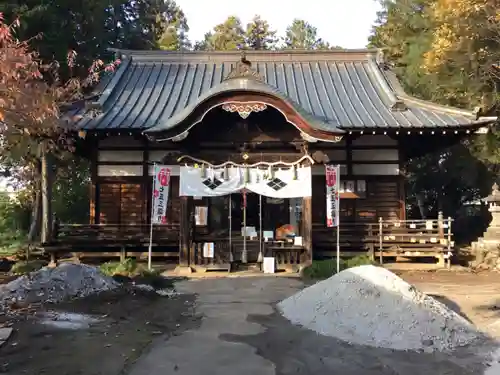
[471,239,500,270]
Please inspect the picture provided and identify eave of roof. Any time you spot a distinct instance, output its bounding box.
[73,48,497,135]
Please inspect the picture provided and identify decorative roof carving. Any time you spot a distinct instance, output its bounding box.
[221,102,267,119]
[223,51,264,81]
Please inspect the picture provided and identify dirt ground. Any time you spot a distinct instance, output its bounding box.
[0,269,500,374]
[399,270,500,339]
[0,283,199,375]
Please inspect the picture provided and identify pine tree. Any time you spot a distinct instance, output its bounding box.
[245,15,278,50]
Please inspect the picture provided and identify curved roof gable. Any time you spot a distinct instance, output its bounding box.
[75,49,497,133]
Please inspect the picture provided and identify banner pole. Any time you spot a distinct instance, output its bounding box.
[242,189,247,263]
[148,162,156,271]
[258,193,263,263]
[229,195,233,262]
[336,164,340,274]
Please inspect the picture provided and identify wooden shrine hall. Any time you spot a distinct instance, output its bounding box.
[51,48,497,272]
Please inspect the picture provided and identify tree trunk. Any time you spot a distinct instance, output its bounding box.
[416,193,426,219]
[27,186,42,243]
[40,146,53,244]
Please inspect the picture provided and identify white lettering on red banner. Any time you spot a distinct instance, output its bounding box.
[325,165,340,228]
[152,166,171,224]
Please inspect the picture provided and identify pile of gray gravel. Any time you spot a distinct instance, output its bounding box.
[278,265,482,352]
[0,263,118,307]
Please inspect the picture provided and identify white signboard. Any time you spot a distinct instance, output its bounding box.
[325,165,340,228]
[263,257,275,274]
[151,165,171,224]
[203,242,214,258]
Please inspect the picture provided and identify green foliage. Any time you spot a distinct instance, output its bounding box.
[345,255,377,269]
[52,157,90,224]
[245,15,278,50]
[0,191,30,253]
[198,16,246,51]
[0,0,190,79]
[100,258,139,277]
[100,259,169,288]
[404,143,493,218]
[157,0,190,51]
[370,0,500,228]
[284,19,332,50]
[10,260,45,275]
[303,258,346,279]
[195,16,337,51]
[302,255,376,279]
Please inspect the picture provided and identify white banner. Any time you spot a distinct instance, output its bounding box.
[179,166,311,198]
[151,165,171,224]
[325,165,340,227]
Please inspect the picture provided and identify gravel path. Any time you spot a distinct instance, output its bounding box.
[125,276,496,375]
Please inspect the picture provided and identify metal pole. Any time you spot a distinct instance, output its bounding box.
[242,189,247,263]
[336,164,340,273]
[258,194,263,263]
[229,195,233,262]
[378,217,383,265]
[447,216,452,268]
[148,163,156,271]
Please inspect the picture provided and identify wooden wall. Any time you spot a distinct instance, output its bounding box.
[92,134,404,227]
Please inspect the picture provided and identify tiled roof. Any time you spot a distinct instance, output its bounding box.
[75,49,497,132]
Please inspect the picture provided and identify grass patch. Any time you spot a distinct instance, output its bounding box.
[303,255,377,280]
[10,259,46,275]
[100,258,139,277]
[100,259,171,288]
[0,232,26,258]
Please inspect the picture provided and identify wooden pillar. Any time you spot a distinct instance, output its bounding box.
[301,196,313,268]
[177,196,194,273]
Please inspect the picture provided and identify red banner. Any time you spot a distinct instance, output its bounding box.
[152,166,171,224]
[325,165,340,227]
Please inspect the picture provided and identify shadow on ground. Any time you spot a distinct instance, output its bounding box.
[220,310,491,375]
[475,299,500,315]
[428,294,473,323]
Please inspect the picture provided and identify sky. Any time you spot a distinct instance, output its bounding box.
[176,0,382,49]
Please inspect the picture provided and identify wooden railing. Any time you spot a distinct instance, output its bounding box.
[46,223,180,263]
[44,215,453,267]
[313,214,453,265]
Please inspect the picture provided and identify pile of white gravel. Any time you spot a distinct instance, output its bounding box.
[0,263,118,307]
[278,265,482,352]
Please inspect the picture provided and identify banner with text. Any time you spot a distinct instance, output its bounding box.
[152,165,171,224]
[325,165,340,228]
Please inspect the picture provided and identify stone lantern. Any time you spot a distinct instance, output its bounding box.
[486,183,500,230]
[473,183,500,269]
